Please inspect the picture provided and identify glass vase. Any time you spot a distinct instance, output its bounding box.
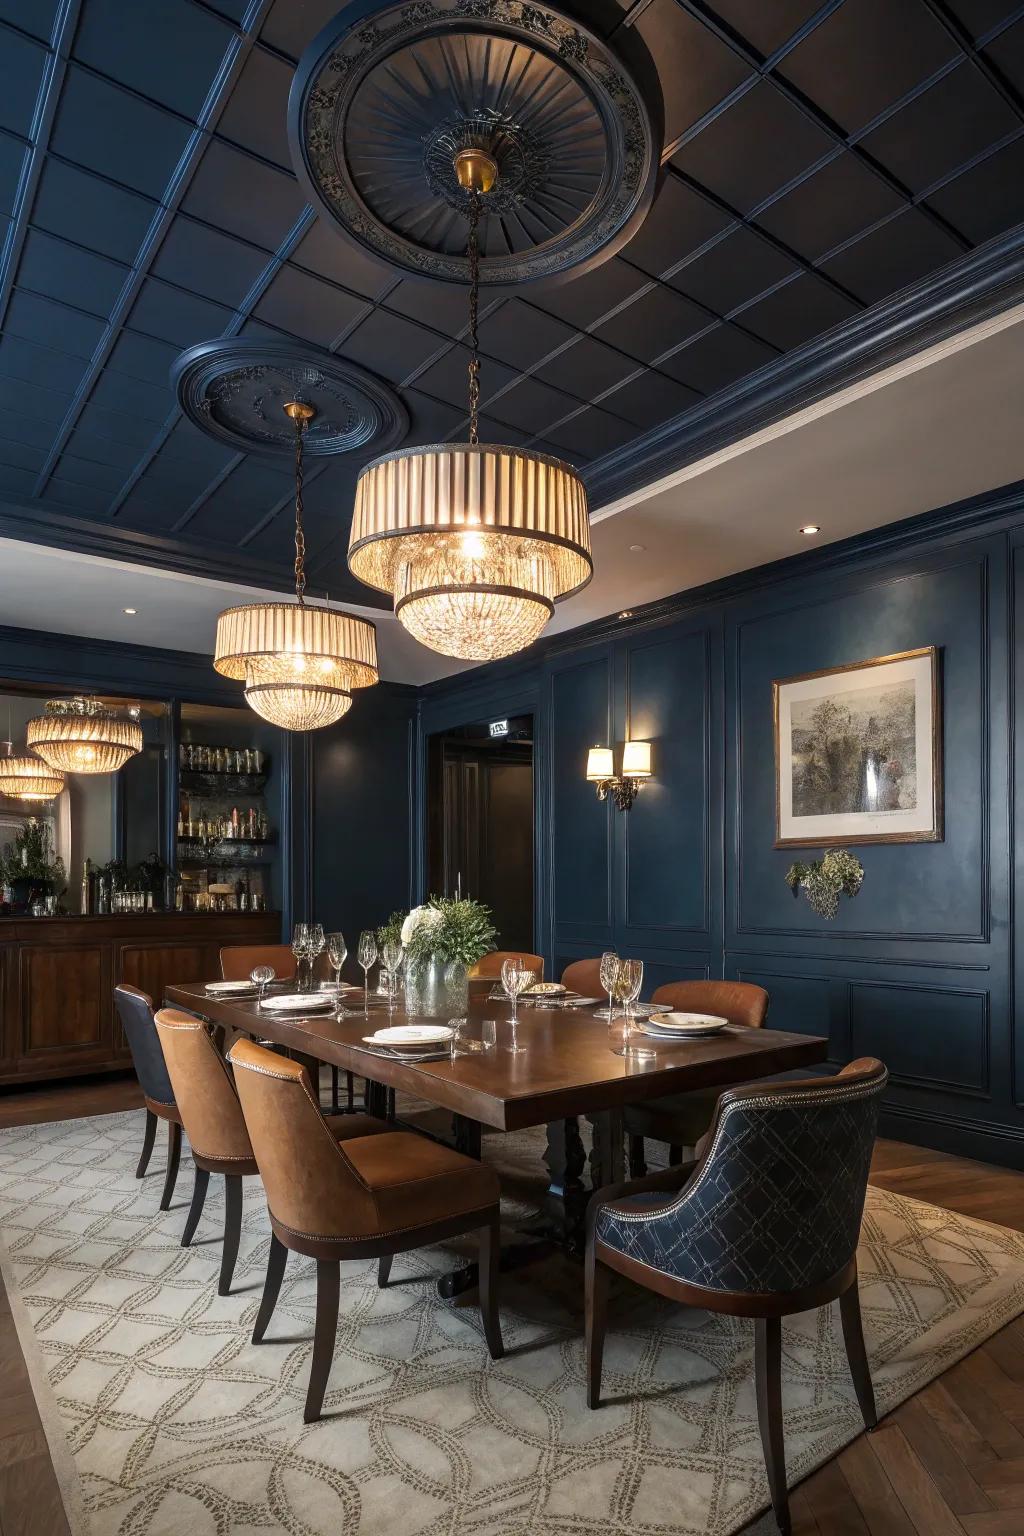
[405,957,469,1019]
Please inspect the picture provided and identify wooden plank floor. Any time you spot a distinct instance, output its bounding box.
[0,1076,1021,1536]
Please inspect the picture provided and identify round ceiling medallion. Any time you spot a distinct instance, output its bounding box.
[288,0,662,288]
[171,340,409,457]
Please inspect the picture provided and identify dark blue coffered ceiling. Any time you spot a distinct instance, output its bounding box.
[2,0,1024,604]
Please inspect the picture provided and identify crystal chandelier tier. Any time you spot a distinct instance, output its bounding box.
[348,149,592,662]
[0,749,65,802]
[214,401,378,731]
[27,697,142,775]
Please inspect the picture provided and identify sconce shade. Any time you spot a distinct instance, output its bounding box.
[621,740,652,778]
[586,746,614,781]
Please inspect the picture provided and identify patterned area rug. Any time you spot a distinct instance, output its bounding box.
[2,1108,1023,1536]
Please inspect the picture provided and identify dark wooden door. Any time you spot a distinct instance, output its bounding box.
[432,741,534,952]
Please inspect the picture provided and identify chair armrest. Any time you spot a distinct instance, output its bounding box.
[586,1160,699,1241]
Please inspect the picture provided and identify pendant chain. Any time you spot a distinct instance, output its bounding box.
[467,190,481,446]
[293,414,307,605]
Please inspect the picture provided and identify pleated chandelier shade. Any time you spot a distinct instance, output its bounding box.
[0,753,65,802]
[350,444,592,660]
[346,147,592,662]
[214,602,378,731]
[27,698,142,775]
[212,399,379,732]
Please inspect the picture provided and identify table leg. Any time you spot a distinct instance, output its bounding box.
[587,1108,626,1193]
[438,1113,485,1299]
[543,1116,589,1255]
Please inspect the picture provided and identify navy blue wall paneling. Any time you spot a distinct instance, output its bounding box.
[418,491,1023,1168]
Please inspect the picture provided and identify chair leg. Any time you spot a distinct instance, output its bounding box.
[627,1134,647,1179]
[585,1248,611,1409]
[159,1121,182,1210]
[840,1276,877,1430]
[478,1218,504,1360]
[755,1316,790,1536]
[331,1066,340,1113]
[377,1254,393,1288]
[668,1144,683,1167]
[181,1166,210,1247]
[136,1109,157,1178]
[252,1234,289,1343]
[346,1071,354,1112]
[218,1174,243,1296]
[304,1260,341,1423]
[386,1087,396,1121]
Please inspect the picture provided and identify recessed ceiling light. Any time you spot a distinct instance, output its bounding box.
[123,607,137,615]
[799,525,820,536]
[618,609,634,619]
[629,544,645,552]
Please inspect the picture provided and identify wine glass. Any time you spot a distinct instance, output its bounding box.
[357,930,378,1018]
[614,958,642,1047]
[382,938,404,1015]
[291,922,309,990]
[249,963,275,1008]
[501,957,534,1054]
[306,922,325,992]
[598,951,621,1020]
[326,932,347,989]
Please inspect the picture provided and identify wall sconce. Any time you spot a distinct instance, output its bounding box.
[586,740,652,811]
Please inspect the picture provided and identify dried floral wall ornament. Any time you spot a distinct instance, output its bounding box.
[785,848,865,920]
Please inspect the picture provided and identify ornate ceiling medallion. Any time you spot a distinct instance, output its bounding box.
[172,340,408,458]
[288,0,662,288]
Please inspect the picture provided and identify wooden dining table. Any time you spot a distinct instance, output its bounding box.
[165,979,827,1290]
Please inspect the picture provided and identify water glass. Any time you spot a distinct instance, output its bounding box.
[448,1017,467,1059]
[481,1018,498,1051]
[249,963,275,1007]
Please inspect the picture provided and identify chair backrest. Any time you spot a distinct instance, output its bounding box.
[220,944,296,982]
[229,1037,379,1240]
[468,950,544,981]
[114,984,175,1107]
[154,1008,253,1164]
[650,979,769,1028]
[603,1059,888,1298]
[561,958,603,995]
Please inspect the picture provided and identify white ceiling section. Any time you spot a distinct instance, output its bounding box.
[2,303,1023,685]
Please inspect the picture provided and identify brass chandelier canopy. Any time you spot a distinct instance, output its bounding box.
[348,152,593,663]
[27,697,142,775]
[0,746,65,802]
[214,401,379,731]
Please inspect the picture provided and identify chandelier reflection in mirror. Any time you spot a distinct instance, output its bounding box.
[0,748,65,802]
[214,401,378,731]
[349,149,593,662]
[27,697,142,775]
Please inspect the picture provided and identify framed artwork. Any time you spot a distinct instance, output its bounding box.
[773,647,942,848]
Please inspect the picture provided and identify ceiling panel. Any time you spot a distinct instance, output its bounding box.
[0,0,1021,596]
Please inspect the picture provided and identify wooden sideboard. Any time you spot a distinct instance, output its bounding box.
[0,912,281,1086]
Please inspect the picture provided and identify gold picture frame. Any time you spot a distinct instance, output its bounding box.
[773,646,943,848]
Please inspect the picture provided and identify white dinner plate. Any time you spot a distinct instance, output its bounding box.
[205,980,258,995]
[259,993,336,1013]
[649,1011,729,1029]
[368,1024,453,1046]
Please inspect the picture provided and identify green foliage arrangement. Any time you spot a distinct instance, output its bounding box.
[401,895,497,967]
[785,848,864,920]
[376,910,405,951]
[0,818,66,890]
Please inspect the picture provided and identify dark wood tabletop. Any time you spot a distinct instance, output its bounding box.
[164,982,828,1133]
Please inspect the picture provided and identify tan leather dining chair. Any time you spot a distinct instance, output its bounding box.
[229,1036,504,1422]
[220,944,297,982]
[468,950,544,980]
[624,980,770,1172]
[560,958,603,996]
[154,1009,388,1294]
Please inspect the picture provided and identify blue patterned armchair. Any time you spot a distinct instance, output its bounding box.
[586,1057,888,1536]
[114,983,183,1210]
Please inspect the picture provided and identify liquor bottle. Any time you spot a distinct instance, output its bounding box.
[81,858,93,916]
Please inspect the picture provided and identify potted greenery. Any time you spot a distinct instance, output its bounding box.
[0,819,66,914]
[400,895,496,1017]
